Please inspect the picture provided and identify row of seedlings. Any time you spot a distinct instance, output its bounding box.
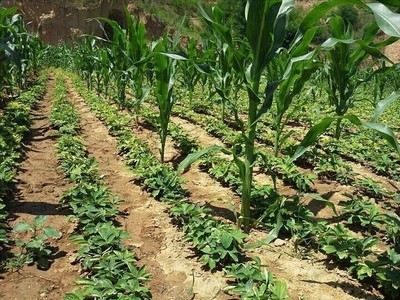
[140,93,400,298]
[49,75,151,300]
[171,104,315,192]
[173,103,396,201]
[0,73,47,264]
[69,71,292,299]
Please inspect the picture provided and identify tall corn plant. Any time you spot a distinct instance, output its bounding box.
[322,15,398,139]
[125,14,149,125]
[181,0,400,229]
[270,28,321,156]
[75,36,97,90]
[153,37,179,163]
[294,1,400,158]
[180,0,300,228]
[178,37,202,103]
[95,17,130,107]
[0,7,40,94]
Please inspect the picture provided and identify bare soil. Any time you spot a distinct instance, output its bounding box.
[0,76,79,300]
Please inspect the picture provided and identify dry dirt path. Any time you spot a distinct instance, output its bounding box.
[0,76,79,299]
[66,79,231,300]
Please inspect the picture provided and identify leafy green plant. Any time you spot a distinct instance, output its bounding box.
[11,215,61,270]
[339,196,387,233]
[376,248,400,298]
[355,178,392,200]
[62,182,121,228]
[224,257,290,300]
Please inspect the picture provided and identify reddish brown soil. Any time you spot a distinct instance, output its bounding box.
[0,76,79,299]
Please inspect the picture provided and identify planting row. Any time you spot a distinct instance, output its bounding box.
[69,71,291,299]
[49,74,151,299]
[0,73,47,263]
[126,88,400,298]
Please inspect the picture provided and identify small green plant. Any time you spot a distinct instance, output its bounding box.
[224,257,290,299]
[376,248,400,298]
[355,178,392,200]
[339,195,387,233]
[11,215,61,270]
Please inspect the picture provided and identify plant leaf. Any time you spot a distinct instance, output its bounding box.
[367,3,400,37]
[177,145,226,174]
[13,222,31,232]
[345,115,400,154]
[309,194,338,216]
[293,117,335,160]
[371,92,400,122]
[220,232,233,249]
[43,227,62,239]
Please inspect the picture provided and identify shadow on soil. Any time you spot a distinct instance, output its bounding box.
[301,279,380,300]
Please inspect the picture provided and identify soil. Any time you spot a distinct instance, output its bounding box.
[0,76,79,300]
[66,79,231,300]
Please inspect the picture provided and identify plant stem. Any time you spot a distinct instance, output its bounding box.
[241,79,260,228]
[222,99,225,122]
[335,117,343,140]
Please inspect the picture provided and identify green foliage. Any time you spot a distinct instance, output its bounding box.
[51,73,151,300]
[339,196,387,233]
[224,257,290,300]
[216,0,247,37]
[10,216,61,270]
[0,7,42,94]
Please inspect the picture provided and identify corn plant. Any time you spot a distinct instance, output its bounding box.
[270,29,321,156]
[153,37,179,163]
[321,15,398,139]
[94,15,130,107]
[0,7,41,94]
[294,1,400,158]
[126,17,149,125]
[180,0,400,229]
[178,37,203,103]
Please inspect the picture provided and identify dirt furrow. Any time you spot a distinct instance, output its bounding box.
[66,81,231,300]
[0,76,79,300]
